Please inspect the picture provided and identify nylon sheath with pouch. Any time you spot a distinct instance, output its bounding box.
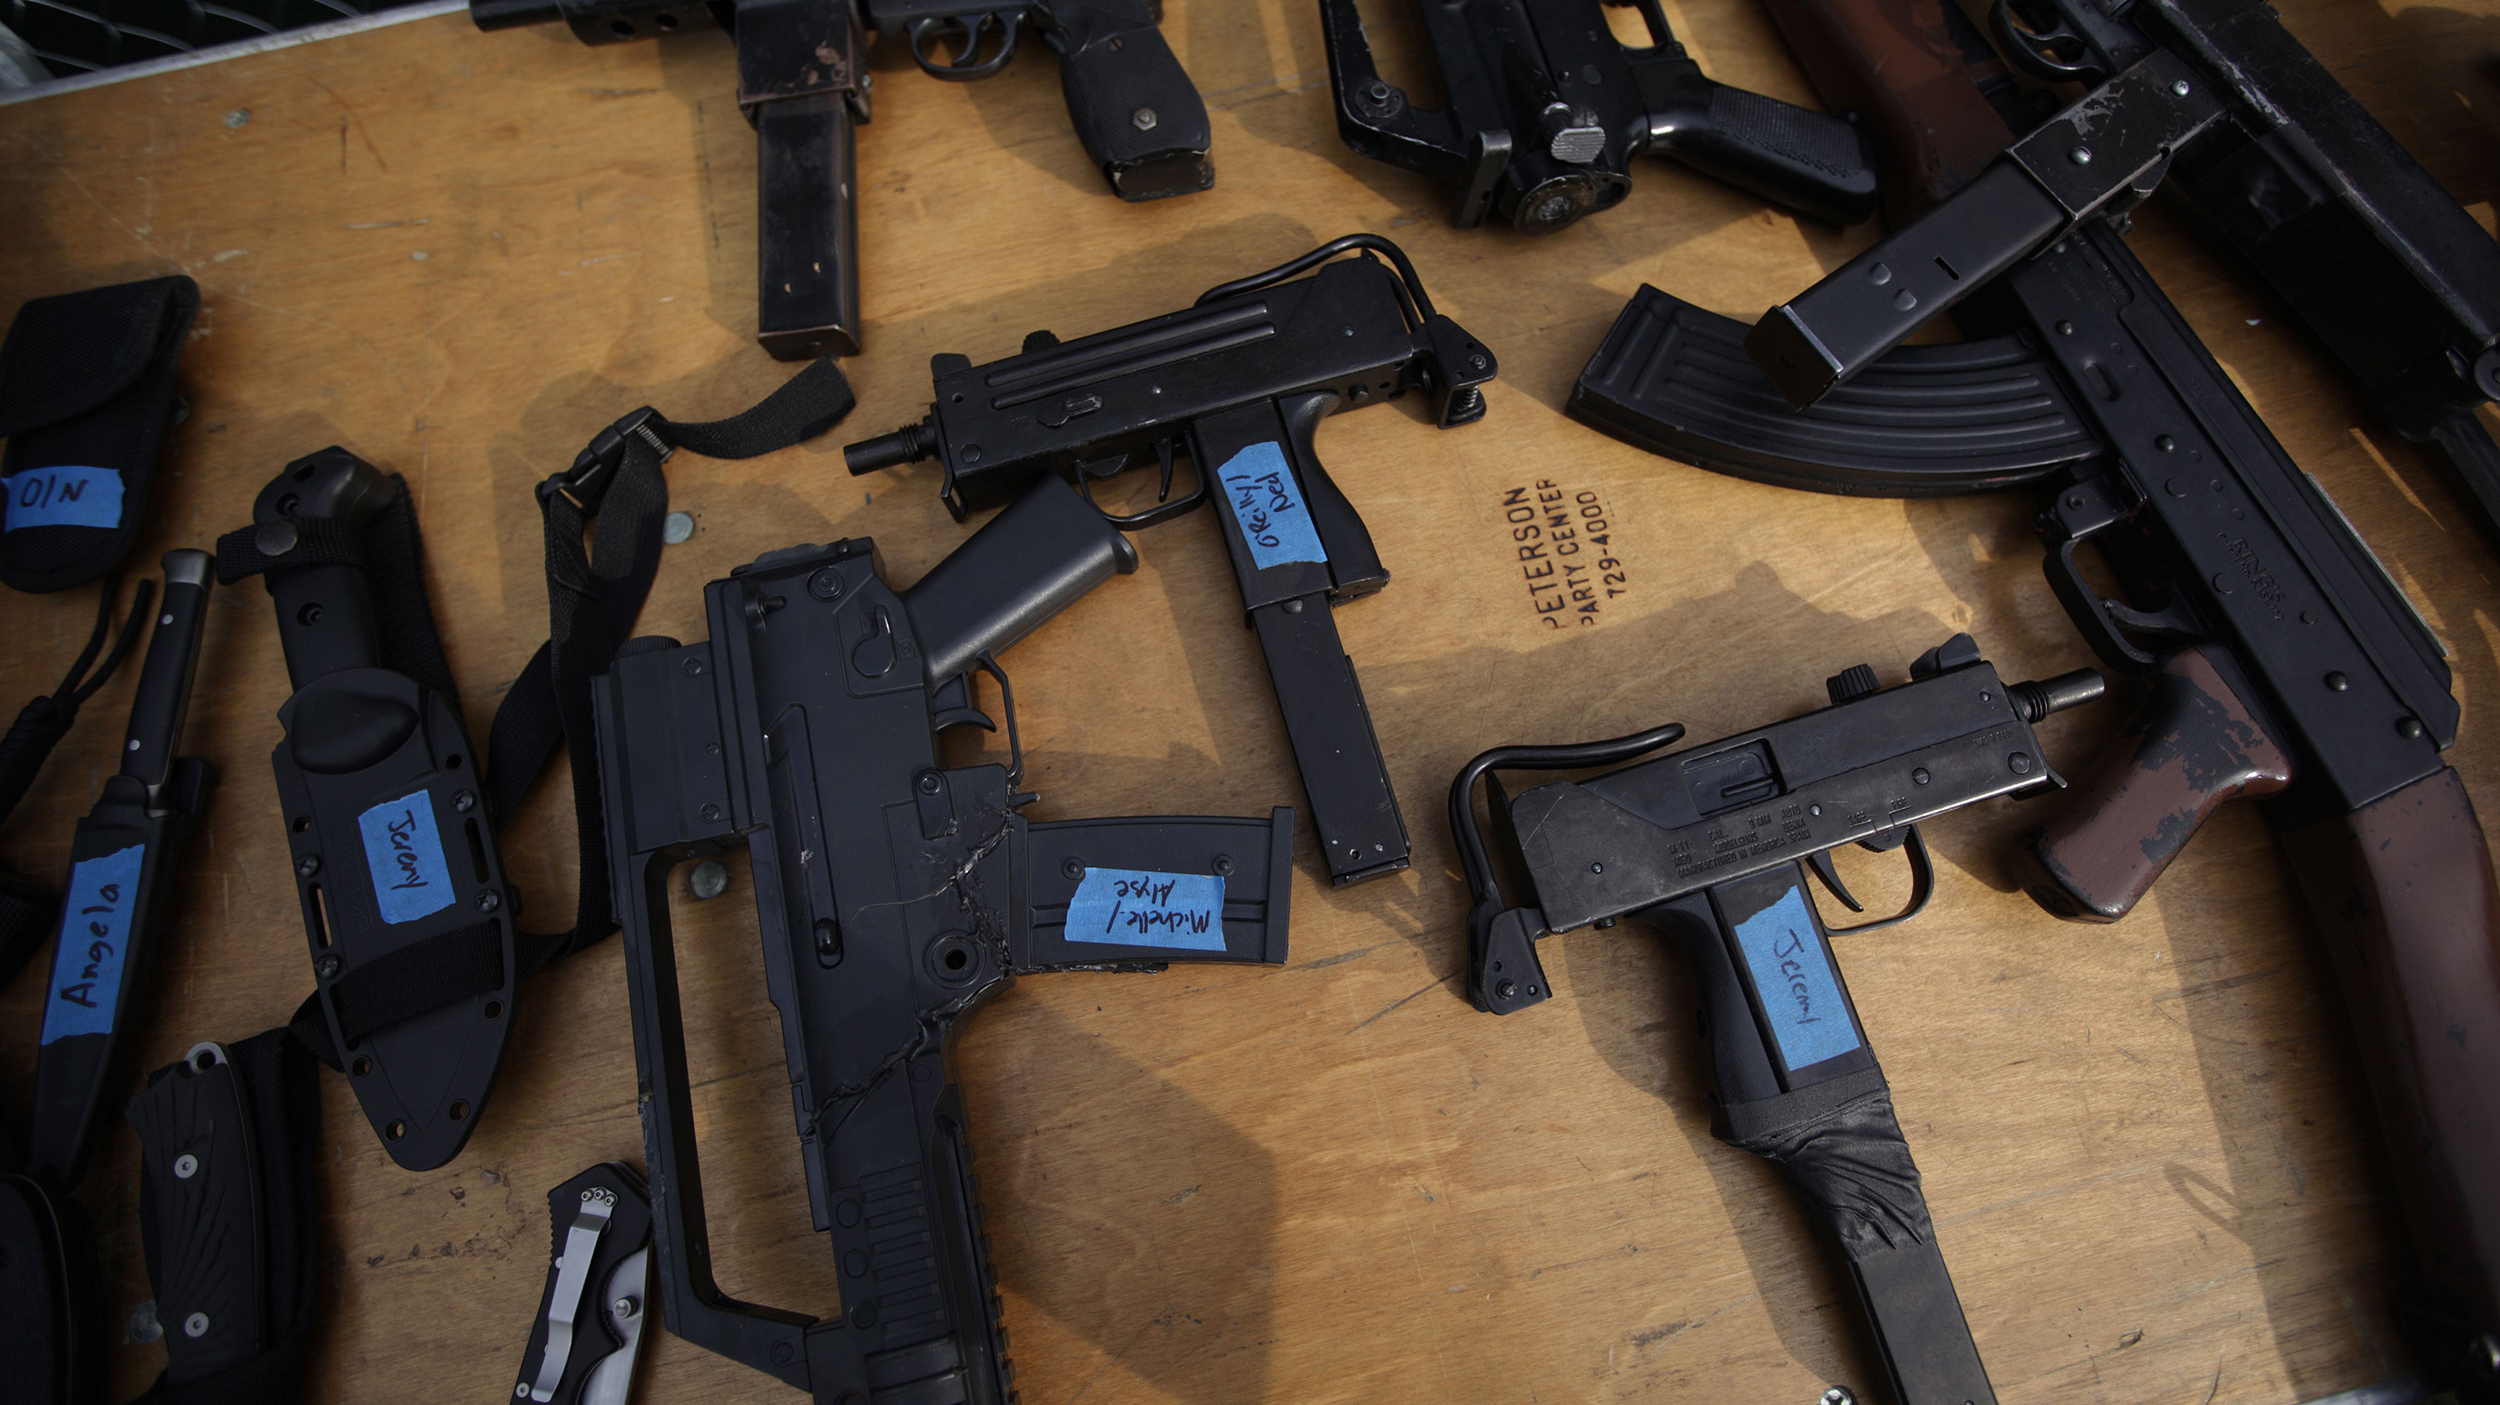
[0,276,200,594]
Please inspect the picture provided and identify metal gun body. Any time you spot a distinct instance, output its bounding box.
[1321,0,1877,232]
[1456,635,2100,1405]
[597,476,1293,1404]
[846,240,1496,886]
[472,0,1210,360]
[1747,0,2500,537]
[1575,219,2500,1395]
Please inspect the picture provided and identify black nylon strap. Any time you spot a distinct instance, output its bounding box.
[326,918,507,1049]
[487,358,854,977]
[211,479,456,708]
[0,870,56,992]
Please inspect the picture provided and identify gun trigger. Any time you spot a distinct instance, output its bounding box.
[1155,439,1176,502]
[1804,849,1864,913]
[926,673,996,735]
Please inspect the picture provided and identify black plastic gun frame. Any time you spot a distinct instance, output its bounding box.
[596,475,1292,1403]
[1321,0,1877,233]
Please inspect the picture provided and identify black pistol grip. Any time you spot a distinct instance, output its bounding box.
[1047,8,1214,201]
[1570,285,2101,496]
[1653,82,1878,227]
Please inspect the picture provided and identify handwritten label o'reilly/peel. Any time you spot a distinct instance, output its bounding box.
[1215,442,1329,573]
[1729,884,1864,1073]
[40,842,146,1044]
[356,791,457,925]
[1065,868,1228,952]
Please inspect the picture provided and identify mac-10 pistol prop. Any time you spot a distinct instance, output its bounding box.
[845,234,1495,885]
[1741,0,2500,541]
[1571,0,2500,1382]
[1453,634,2102,1405]
[596,475,1292,1404]
[471,0,1213,361]
[1320,0,1877,233]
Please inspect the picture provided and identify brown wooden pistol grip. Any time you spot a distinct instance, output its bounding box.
[1754,0,2018,227]
[2284,767,2500,1337]
[2020,647,2292,922]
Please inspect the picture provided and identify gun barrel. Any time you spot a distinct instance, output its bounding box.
[844,420,938,476]
[468,0,562,29]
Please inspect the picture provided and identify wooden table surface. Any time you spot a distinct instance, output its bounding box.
[5,0,2498,1400]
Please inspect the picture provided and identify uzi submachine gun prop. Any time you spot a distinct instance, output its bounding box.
[597,474,1293,1404]
[1319,0,1877,233]
[846,234,1495,885]
[1570,0,2500,1384]
[1452,633,2102,1405]
[472,0,1213,360]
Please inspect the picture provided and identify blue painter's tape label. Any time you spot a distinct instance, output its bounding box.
[1066,868,1227,951]
[40,843,146,1044]
[3,465,125,532]
[1215,442,1327,573]
[357,791,455,925]
[1731,885,1862,1072]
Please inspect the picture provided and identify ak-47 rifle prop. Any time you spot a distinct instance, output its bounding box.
[1454,634,2102,1405]
[598,475,1293,1404]
[472,0,1213,360]
[1743,0,2500,544]
[1568,0,2500,1388]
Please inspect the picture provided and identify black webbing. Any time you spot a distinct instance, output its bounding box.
[0,576,153,995]
[128,1024,322,1405]
[211,480,456,709]
[488,357,854,979]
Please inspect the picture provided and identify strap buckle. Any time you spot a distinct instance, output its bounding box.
[542,406,673,513]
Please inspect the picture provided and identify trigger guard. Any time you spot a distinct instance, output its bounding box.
[910,13,1021,80]
[1988,0,2096,82]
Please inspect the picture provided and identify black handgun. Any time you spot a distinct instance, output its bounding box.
[1453,633,2101,1405]
[1321,0,1877,232]
[471,0,1212,360]
[1741,0,2500,541]
[845,234,1495,885]
[596,474,1293,1404]
[1571,0,2500,1385]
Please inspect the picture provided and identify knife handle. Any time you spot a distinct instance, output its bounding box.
[119,549,213,802]
[126,1041,266,1384]
[513,1162,653,1405]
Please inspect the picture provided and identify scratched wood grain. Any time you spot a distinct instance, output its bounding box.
[1,0,2494,1400]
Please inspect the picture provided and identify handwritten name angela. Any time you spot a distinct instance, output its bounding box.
[55,877,126,1010]
[1502,481,1627,626]
[1096,874,1215,939]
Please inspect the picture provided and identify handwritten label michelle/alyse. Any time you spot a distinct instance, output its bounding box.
[1065,868,1228,952]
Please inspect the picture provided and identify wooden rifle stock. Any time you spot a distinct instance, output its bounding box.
[1753,0,2017,226]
